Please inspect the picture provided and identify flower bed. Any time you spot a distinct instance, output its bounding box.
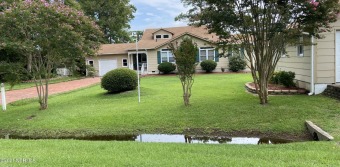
[245,82,307,95]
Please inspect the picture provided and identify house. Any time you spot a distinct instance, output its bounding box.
[86,26,230,76]
[277,20,340,94]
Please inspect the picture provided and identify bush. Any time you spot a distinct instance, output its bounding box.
[270,71,296,87]
[158,62,176,74]
[101,68,138,93]
[86,65,96,77]
[200,60,217,72]
[228,56,247,72]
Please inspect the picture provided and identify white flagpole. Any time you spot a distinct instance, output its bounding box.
[135,33,141,103]
[1,83,7,111]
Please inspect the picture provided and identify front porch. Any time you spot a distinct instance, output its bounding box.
[128,51,148,74]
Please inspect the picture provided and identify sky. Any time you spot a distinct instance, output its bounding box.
[129,0,190,31]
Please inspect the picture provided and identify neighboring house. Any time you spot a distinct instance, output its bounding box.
[277,20,340,94]
[86,26,230,76]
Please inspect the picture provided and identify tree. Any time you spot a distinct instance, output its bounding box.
[168,38,198,106]
[78,0,136,43]
[0,0,103,110]
[0,62,23,90]
[178,0,340,104]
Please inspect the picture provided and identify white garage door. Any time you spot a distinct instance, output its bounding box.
[99,59,117,76]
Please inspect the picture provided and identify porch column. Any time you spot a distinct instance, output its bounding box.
[128,54,132,70]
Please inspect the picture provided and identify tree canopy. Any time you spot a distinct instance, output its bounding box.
[0,0,103,109]
[178,0,340,104]
[78,0,136,43]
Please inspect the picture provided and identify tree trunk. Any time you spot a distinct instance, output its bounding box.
[258,74,268,105]
[27,54,32,72]
[181,79,192,106]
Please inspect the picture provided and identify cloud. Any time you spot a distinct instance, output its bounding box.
[132,0,188,17]
[129,0,189,31]
[146,13,155,16]
[144,18,152,22]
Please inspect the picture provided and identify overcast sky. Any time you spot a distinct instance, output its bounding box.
[129,0,189,31]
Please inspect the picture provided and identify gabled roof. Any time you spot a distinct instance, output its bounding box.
[97,26,219,55]
[151,28,174,35]
[97,43,136,55]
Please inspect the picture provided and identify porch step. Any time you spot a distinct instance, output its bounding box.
[323,85,340,100]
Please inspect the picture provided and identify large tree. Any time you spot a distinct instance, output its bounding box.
[78,0,136,43]
[178,0,340,104]
[0,0,103,109]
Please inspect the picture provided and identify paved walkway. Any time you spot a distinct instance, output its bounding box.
[0,77,101,104]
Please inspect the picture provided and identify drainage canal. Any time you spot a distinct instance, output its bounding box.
[2,134,296,145]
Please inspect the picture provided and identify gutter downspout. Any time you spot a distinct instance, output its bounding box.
[308,35,315,96]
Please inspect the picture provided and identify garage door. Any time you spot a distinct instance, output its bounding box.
[99,59,117,76]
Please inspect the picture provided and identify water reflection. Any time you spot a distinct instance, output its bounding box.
[2,134,293,145]
[134,134,291,145]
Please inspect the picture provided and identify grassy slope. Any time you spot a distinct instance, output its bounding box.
[0,74,339,140]
[0,140,339,166]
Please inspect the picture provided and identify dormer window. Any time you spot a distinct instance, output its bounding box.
[156,35,162,39]
[163,35,169,39]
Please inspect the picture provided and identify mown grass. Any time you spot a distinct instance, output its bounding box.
[0,140,339,166]
[0,73,339,140]
[3,76,82,91]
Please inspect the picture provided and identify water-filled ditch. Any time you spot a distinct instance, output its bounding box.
[1,134,308,145]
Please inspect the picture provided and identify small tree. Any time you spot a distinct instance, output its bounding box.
[168,38,198,106]
[0,1,103,109]
[178,0,340,104]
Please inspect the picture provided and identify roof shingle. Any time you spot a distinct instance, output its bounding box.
[97,26,218,55]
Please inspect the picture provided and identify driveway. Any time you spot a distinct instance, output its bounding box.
[0,77,101,104]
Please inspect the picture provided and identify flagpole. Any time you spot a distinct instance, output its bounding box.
[135,33,141,103]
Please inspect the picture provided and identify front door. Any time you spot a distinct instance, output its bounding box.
[336,31,340,82]
[133,54,147,70]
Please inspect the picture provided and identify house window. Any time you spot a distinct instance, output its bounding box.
[122,58,128,67]
[161,49,174,63]
[88,60,94,67]
[163,35,169,39]
[199,47,215,61]
[156,35,162,39]
[297,45,304,57]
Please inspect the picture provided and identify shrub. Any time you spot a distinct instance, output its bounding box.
[228,56,247,72]
[86,65,96,77]
[200,60,217,72]
[270,72,280,84]
[270,71,295,87]
[158,62,176,74]
[101,68,138,93]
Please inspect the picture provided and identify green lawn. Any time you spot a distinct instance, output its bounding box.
[1,73,339,139]
[1,73,340,166]
[0,140,339,166]
[3,76,82,91]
